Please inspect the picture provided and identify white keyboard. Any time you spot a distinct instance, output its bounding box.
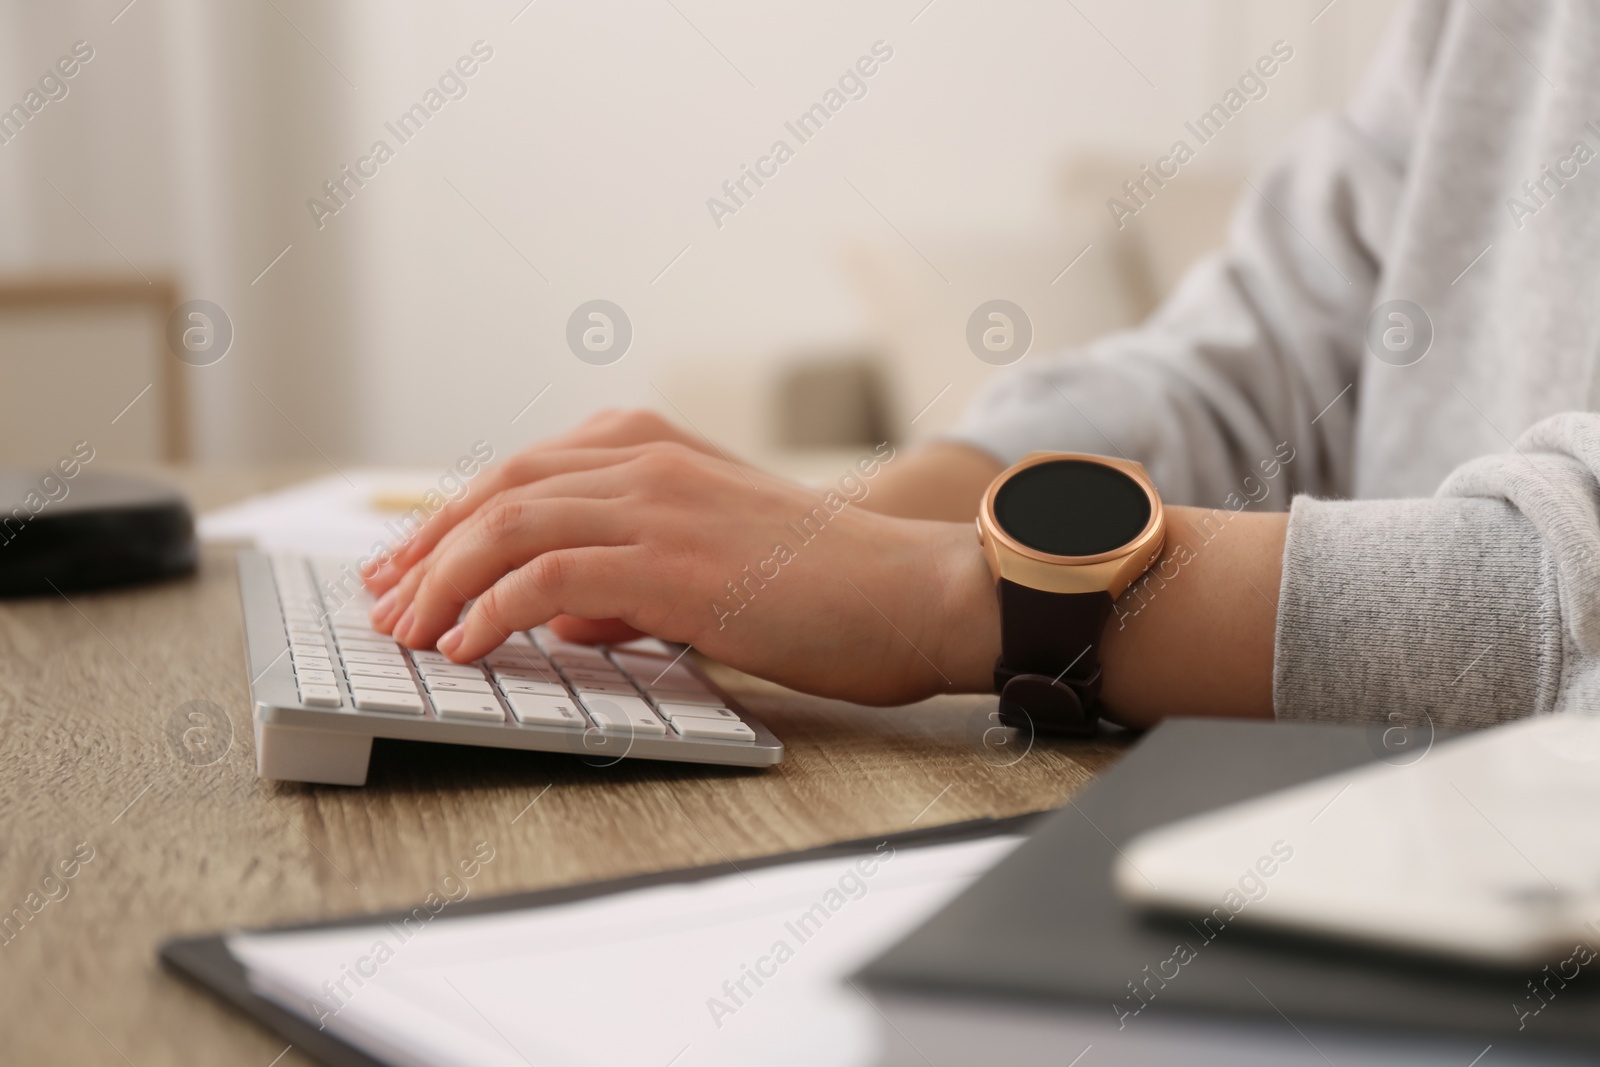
[239,550,783,784]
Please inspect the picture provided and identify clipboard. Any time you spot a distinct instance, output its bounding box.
[160,811,1045,1067]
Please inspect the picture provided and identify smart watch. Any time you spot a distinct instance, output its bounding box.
[976,452,1165,736]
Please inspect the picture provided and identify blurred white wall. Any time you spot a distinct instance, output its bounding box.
[0,0,1400,467]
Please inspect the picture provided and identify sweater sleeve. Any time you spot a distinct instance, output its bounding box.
[1272,496,1561,727]
[945,0,1449,507]
[1273,413,1600,726]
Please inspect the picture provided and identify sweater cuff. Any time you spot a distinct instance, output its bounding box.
[1272,495,1563,728]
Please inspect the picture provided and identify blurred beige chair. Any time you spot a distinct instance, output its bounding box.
[1057,158,1244,315]
[837,157,1242,443]
[662,156,1243,458]
[0,275,184,465]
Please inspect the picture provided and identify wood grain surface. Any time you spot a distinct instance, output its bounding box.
[0,465,1134,1066]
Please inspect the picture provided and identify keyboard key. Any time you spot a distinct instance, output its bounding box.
[578,694,667,735]
[424,675,494,694]
[624,667,700,693]
[497,679,567,698]
[292,654,334,673]
[549,647,609,666]
[418,663,486,680]
[655,703,739,722]
[297,683,342,708]
[671,716,756,742]
[342,649,407,667]
[493,668,562,684]
[642,670,710,689]
[409,650,455,666]
[646,688,724,707]
[611,653,694,686]
[559,659,613,675]
[565,676,630,693]
[353,688,425,714]
[339,638,404,655]
[493,665,562,683]
[350,675,421,693]
[572,679,640,696]
[506,693,586,728]
[333,623,381,639]
[484,649,551,670]
[295,668,339,688]
[346,663,413,681]
[334,627,390,643]
[287,620,325,635]
[431,691,505,722]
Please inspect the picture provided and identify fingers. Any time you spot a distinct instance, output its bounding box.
[365,412,688,591]
[372,458,645,633]
[363,467,517,593]
[393,496,635,651]
[546,616,643,645]
[366,444,661,596]
[440,546,649,661]
[370,454,644,630]
[363,411,726,595]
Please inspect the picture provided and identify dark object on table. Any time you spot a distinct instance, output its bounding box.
[857,719,1600,1065]
[0,470,196,597]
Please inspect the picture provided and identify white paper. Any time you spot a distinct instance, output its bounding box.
[229,835,1023,1067]
[199,470,450,559]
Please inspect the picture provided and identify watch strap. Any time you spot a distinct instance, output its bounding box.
[993,579,1113,736]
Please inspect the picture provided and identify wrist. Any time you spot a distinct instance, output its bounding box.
[926,520,1002,693]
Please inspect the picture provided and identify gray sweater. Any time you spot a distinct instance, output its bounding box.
[950,0,1600,728]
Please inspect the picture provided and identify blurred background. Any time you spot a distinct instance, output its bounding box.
[0,0,1400,479]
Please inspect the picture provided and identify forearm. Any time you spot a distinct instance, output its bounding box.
[1096,507,1285,726]
[861,441,1004,522]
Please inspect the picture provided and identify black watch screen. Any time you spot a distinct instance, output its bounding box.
[992,459,1151,558]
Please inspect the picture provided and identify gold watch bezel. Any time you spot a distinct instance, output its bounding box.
[976,451,1166,597]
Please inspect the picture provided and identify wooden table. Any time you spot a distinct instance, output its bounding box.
[0,465,1133,1065]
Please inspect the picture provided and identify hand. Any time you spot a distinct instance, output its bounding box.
[367,440,998,706]
[362,409,723,594]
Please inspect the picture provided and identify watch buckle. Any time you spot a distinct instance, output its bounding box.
[998,671,1101,738]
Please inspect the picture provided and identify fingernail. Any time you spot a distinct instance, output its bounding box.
[395,605,415,642]
[438,624,464,658]
[371,587,398,622]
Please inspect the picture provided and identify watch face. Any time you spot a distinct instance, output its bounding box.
[993,459,1151,558]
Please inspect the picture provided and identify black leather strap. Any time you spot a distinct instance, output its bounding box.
[993,579,1113,737]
